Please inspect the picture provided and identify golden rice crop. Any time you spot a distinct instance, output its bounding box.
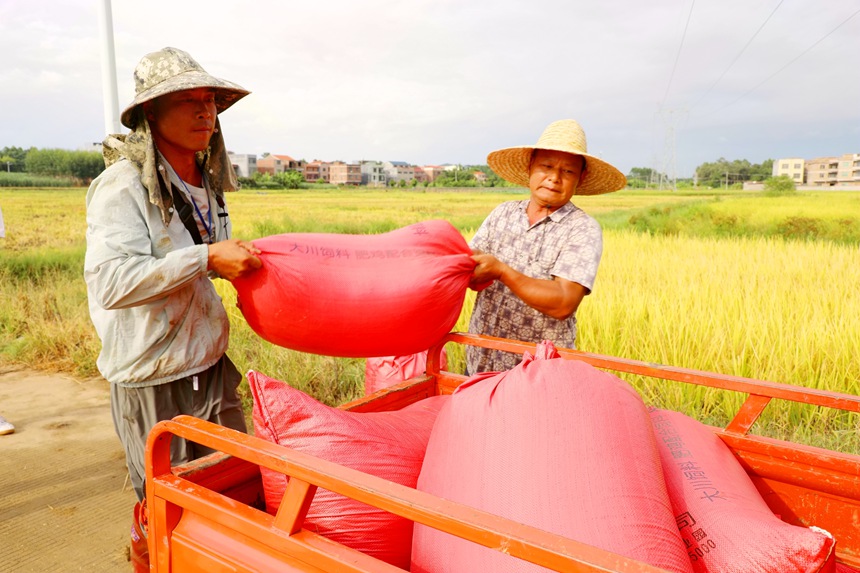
[579,229,859,450]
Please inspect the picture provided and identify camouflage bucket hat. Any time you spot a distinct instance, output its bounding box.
[120,47,249,128]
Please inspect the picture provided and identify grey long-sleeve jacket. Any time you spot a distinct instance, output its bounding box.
[84,124,235,387]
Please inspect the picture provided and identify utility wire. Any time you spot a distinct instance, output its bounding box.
[706,6,860,116]
[690,0,783,112]
[659,0,695,111]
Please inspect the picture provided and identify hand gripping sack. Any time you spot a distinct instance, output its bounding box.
[412,344,694,573]
[650,409,836,573]
[248,370,449,570]
[232,220,475,357]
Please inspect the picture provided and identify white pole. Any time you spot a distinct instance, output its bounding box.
[98,0,122,135]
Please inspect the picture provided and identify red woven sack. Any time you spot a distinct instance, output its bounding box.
[364,348,448,395]
[248,370,449,569]
[232,219,474,357]
[650,409,836,573]
[412,346,694,573]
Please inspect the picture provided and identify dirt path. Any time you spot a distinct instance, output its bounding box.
[0,367,137,572]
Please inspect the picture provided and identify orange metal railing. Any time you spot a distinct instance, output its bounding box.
[147,415,674,572]
[427,332,860,435]
[145,333,860,572]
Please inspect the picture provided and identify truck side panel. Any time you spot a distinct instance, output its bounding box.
[146,333,860,572]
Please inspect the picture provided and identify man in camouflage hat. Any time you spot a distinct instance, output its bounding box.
[84,47,261,569]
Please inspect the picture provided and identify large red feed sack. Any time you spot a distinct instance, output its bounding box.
[232,219,475,357]
[248,369,449,569]
[412,345,694,573]
[650,409,836,573]
[364,348,448,395]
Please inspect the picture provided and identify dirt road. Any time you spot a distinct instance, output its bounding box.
[0,367,137,572]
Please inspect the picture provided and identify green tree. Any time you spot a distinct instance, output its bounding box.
[467,165,509,187]
[275,169,304,189]
[0,155,16,173]
[26,148,67,176]
[763,175,796,196]
[66,150,104,182]
[749,159,774,182]
[695,158,731,188]
[0,146,28,172]
[252,172,279,189]
[24,148,102,182]
[626,167,665,188]
[432,169,476,187]
[695,157,775,188]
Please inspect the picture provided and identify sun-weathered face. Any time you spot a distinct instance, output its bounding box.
[527,149,586,210]
[145,88,218,155]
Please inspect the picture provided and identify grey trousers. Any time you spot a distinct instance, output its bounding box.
[110,354,247,501]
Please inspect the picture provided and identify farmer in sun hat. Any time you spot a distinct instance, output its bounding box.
[467,119,627,373]
[84,46,261,570]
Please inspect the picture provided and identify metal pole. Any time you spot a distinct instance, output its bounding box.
[98,0,122,135]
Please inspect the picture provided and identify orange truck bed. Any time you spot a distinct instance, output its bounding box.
[145,333,860,572]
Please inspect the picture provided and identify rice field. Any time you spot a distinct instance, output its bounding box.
[0,186,857,452]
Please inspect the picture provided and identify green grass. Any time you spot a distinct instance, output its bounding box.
[0,172,75,187]
[596,192,860,244]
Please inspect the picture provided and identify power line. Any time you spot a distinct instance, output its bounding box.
[689,0,783,112]
[660,0,695,111]
[706,6,860,116]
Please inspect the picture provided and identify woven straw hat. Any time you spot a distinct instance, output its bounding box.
[121,47,249,129]
[487,119,626,196]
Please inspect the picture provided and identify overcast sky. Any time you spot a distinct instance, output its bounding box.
[1,0,858,177]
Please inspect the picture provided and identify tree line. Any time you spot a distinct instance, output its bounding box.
[1,146,104,184]
[626,158,774,189]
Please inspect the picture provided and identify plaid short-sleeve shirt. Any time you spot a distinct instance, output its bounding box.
[466,199,602,373]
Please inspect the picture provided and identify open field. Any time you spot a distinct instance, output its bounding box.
[1,186,858,452]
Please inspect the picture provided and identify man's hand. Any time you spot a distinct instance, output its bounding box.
[207,239,262,280]
[469,251,503,290]
[470,250,587,319]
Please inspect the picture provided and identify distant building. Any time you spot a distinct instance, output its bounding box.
[413,166,429,184]
[773,158,805,184]
[256,155,285,175]
[228,153,256,178]
[382,161,415,184]
[422,165,446,182]
[804,157,838,187]
[304,161,321,182]
[257,154,305,175]
[303,160,331,183]
[360,161,387,186]
[836,153,860,186]
[775,153,860,187]
[329,161,361,186]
